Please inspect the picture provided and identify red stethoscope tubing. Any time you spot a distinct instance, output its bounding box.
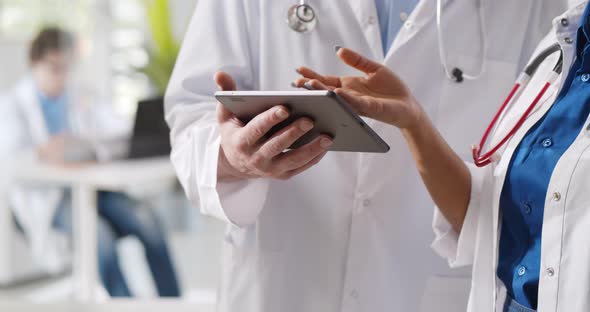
[472,81,552,167]
[471,44,563,167]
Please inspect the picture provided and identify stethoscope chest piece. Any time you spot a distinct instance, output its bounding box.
[287,3,317,33]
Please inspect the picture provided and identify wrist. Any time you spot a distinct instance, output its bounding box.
[217,146,246,182]
[401,100,428,138]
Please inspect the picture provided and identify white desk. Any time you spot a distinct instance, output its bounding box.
[12,157,178,302]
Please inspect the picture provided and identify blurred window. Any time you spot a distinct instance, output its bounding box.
[109,0,150,117]
[0,0,151,119]
[0,0,94,39]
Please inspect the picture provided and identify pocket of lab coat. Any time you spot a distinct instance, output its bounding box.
[418,275,471,312]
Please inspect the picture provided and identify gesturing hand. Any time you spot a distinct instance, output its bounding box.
[293,47,424,130]
[215,72,333,182]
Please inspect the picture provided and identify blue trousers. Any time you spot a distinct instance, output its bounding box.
[54,191,181,297]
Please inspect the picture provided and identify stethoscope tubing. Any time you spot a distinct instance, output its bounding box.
[287,2,563,168]
[472,78,554,167]
[437,0,487,81]
[472,44,564,167]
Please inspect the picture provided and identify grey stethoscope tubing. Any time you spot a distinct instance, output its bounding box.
[287,0,318,34]
[437,0,487,83]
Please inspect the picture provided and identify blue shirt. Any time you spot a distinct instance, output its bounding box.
[374,0,419,55]
[497,3,590,309]
[37,88,68,136]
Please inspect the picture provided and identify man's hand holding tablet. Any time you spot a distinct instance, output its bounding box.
[215,72,333,182]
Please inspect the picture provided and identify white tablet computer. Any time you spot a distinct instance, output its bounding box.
[214,90,390,153]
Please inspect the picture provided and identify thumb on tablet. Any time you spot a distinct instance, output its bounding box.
[215,71,237,123]
[215,71,237,91]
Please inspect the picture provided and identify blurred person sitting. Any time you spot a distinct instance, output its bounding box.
[0,27,181,297]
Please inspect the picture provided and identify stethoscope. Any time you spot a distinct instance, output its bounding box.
[287,1,564,167]
[436,0,487,83]
[287,0,486,83]
[471,43,564,167]
[287,0,318,34]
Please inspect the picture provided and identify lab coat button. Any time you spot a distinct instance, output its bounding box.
[400,12,409,22]
[367,16,377,25]
[561,18,570,27]
[405,21,413,29]
[363,199,371,207]
[350,289,359,299]
[565,37,574,44]
[552,192,562,202]
[547,267,555,277]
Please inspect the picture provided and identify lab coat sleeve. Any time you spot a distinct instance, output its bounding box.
[165,0,268,227]
[431,162,488,268]
[0,93,34,161]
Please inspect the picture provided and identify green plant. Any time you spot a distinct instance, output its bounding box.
[140,0,180,95]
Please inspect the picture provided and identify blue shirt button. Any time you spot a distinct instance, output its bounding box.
[518,266,527,276]
[542,138,553,148]
[582,73,590,82]
[523,203,532,215]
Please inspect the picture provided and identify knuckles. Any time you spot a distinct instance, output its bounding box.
[219,127,327,181]
[249,125,266,142]
[247,153,268,171]
[234,139,250,154]
[264,138,285,155]
[283,153,304,168]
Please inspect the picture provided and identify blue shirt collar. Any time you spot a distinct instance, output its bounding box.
[577,2,590,56]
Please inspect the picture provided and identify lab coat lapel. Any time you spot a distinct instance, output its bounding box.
[485,25,572,310]
[346,0,452,61]
[15,78,50,145]
[345,0,384,60]
[388,0,451,57]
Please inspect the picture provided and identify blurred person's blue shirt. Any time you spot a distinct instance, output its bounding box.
[36,86,68,135]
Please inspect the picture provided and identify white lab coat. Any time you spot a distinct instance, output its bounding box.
[433,2,590,311]
[0,77,128,273]
[165,0,566,311]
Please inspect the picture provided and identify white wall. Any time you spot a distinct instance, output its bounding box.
[0,40,28,92]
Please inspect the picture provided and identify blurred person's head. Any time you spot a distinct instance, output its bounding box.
[29,27,76,98]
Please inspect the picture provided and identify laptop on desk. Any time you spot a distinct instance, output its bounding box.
[126,97,171,159]
[84,97,171,163]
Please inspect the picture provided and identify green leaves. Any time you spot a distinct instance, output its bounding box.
[140,0,179,95]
